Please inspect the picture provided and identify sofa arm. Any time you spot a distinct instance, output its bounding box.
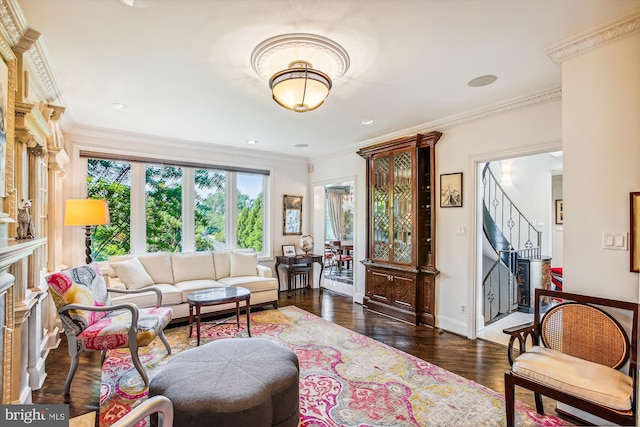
[257,264,273,278]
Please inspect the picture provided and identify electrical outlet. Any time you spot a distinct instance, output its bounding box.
[460,304,466,314]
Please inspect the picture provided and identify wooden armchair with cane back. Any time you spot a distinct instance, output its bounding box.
[503,288,638,426]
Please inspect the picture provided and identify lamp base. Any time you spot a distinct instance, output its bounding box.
[84,226,93,264]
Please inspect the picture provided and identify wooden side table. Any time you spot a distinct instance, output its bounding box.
[187,287,251,346]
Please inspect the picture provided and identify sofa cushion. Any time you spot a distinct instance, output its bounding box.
[217,276,278,293]
[512,345,633,411]
[110,257,155,290]
[110,284,183,309]
[174,280,226,302]
[230,251,258,277]
[172,252,216,283]
[109,253,174,285]
[213,251,231,279]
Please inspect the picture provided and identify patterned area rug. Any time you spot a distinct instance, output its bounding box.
[100,306,572,426]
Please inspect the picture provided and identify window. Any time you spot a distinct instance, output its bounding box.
[195,169,226,250]
[146,164,183,252]
[87,159,132,261]
[87,157,268,259]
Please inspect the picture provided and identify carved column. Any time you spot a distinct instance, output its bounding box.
[0,267,14,403]
[2,238,46,403]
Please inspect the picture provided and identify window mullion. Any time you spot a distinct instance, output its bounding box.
[226,172,237,249]
[130,163,146,253]
[182,168,195,252]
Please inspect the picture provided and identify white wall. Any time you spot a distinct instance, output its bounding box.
[562,32,640,301]
[61,130,310,272]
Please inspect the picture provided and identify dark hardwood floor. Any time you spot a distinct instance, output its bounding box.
[32,289,577,425]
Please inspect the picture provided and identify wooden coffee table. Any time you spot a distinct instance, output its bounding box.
[187,287,251,346]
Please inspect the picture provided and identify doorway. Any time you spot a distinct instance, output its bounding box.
[475,151,563,346]
[312,180,354,297]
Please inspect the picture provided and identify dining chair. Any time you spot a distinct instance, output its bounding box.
[328,241,353,275]
[46,263,173,395]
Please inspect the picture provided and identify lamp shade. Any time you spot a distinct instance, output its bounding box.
[269,61,332,112]
[64,199,110,226]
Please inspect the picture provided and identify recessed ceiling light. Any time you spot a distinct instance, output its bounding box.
[247,140,257,145]
[360,119,374,125]
[294,144,309,148]
[112,103,125,110]
[468,75,497,88]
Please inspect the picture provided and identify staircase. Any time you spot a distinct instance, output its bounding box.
[482,163,541,325]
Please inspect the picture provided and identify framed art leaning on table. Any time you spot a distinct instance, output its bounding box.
[282,245,296,257]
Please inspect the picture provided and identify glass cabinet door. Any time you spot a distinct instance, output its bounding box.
[393,150,412,263]
[371,149,413,264]
[372,155,390,260]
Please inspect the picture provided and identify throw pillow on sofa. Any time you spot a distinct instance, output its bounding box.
[230,251,258,277]
[111,257,155,290]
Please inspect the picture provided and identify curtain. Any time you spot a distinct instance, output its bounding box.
[326,189,345,240]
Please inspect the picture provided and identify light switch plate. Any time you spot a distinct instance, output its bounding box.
[602,232,628,250]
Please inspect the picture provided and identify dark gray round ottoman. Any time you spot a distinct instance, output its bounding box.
[149,338,299,427]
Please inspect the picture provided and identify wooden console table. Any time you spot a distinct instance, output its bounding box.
[274,254,324,294]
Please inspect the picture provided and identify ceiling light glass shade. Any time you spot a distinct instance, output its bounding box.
[269,61,332,112]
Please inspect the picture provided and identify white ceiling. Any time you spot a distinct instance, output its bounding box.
[15,0,640,159]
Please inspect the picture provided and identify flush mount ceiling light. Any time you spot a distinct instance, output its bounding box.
[251,33,350,113]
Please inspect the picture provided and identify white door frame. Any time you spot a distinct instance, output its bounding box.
[312,175,357,298]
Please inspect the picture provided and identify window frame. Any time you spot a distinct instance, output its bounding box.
[81,152,271,260]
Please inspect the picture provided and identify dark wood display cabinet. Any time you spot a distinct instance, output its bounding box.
[357,132,441,326]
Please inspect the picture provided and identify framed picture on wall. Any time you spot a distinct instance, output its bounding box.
[283,194,303,235]
[555,199,563,225]
[631,192,639,272]
[440,173,462,207]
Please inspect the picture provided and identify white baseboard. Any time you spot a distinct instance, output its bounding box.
[436,314,469,337]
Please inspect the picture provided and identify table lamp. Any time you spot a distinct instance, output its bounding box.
[64,198,110,264]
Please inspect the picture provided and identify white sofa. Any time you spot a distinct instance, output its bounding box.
[103,250,278,321]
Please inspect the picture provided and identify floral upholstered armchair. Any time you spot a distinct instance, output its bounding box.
[46,263,173,395]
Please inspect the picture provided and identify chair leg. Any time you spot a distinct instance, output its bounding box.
[64,351,80,396]
[534,393,544,414]
[129,341,149,387]
[158,330,172,355]
[504,372,516,427]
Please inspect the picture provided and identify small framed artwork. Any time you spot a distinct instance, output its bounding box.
[440,173,462,208]
[282,245,297,257]
[283,194,303,235]
[555,199,564,225]
[631,192,639,273]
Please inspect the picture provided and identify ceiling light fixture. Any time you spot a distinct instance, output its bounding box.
[360,119,374,125]
[251,34,350,113]
[269,61,331,112]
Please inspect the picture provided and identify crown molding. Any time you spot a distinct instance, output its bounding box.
[0,0,62,103]
[66,124,310,164]
[546,8,640,64]
[312,87,562,163]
